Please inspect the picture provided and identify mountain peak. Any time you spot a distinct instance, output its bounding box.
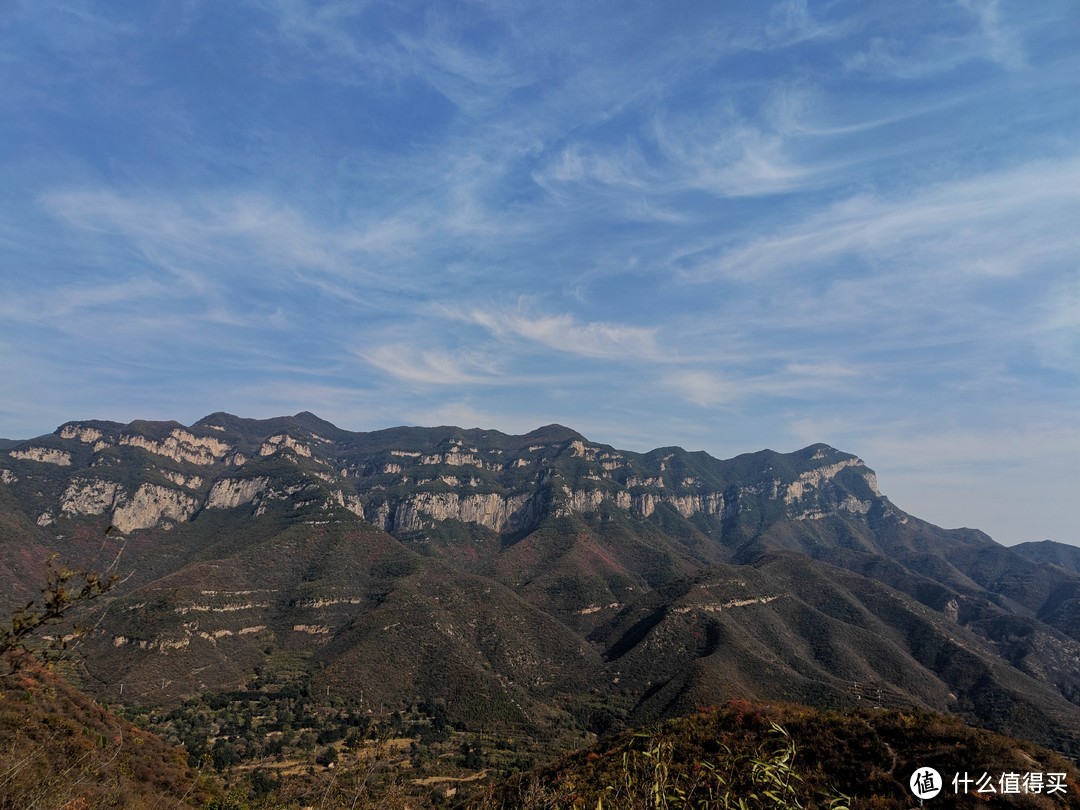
[288,411,342,433]
[522,423,586,443]
[792,443,861,465]
[192,411,343,439]
[9,409,1080,759]
[192,411,240,428]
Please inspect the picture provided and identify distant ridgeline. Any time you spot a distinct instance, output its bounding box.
[2,411,1080,758]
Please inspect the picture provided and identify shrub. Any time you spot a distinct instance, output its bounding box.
[316,745,339,767]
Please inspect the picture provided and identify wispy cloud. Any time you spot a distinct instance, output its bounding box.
[253,0,535,117]
[3,0,1078,545]
[463,307,663,361]
[357,344,503,386]
[44,189,420,270]
[532,77,876,205]
[846,0,1026,77]
[531,143,650,195]
[38,188,431,316]
[665,362,859,408]
[249,0,385,83]
[711,0,848,54]
[393,12,535,115]
[959,0,1027,69]
[0,276,168,322]
[691,154,1080,279]
[652,113,825,198]
[761,0,848,49]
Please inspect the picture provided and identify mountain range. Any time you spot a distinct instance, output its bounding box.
[1,412,1079,758]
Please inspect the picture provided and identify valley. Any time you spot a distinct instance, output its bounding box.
[3,412,1080,806]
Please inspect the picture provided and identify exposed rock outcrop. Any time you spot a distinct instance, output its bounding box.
[112,484,198,533]
[206,477,269,510]
[59,424,104,444]
[4,415,894,541]
[784,458,868,503]
[558,486,726,521]
[61,478,120,516]
[663,492,726,519]
[386,491,535,533]
[162,471,203,489]
[419,449,486,468]
[10,447,72,466]
[119,429,232,466]
[259,434,313,458]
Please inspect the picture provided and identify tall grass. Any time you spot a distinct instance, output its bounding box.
[479,722,850,809]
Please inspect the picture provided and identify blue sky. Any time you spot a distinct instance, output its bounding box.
[1,0,1078,545]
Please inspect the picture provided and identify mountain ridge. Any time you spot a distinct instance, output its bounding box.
[11,411,860,471]
[1013,540,1080,575]
[2,411,1080,757]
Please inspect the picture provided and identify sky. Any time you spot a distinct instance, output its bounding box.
[1,0,1078,546]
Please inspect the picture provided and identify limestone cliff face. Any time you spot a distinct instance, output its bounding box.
[59,424,104,444]
[663,491,726,519]
[10,447,72,466]
[259,434,313,458]
[420,448,487,469]
[112,484,199,533]
[561,487,607,515]
[784,458,867,503]
[1,415,895,538]
[553,484,730,521]
[382,491,535,533]
[782,458,880,521]
[545,452,880,526]
[61,478,120,516]
[119,429,233,466]
[162,471,204,489]
[376,479,735,532]
[206,477,269,510]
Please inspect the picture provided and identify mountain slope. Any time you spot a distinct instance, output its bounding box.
[0,655,219,808]
[589,551,1080,752]
[1013,540,1080,576]
[485,702,1080,809]
[2,412,1079,755]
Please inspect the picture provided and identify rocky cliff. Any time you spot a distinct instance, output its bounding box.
[0,416,892,548]
[4,413,1080,754]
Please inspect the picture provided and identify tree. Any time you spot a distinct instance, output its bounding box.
[0,554,119,672]
[211,738,240,771]
[250,767,279,796]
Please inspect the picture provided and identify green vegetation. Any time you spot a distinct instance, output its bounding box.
[6,415,1080,806]
[5,660,1080,809]
[115,676,569,808]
